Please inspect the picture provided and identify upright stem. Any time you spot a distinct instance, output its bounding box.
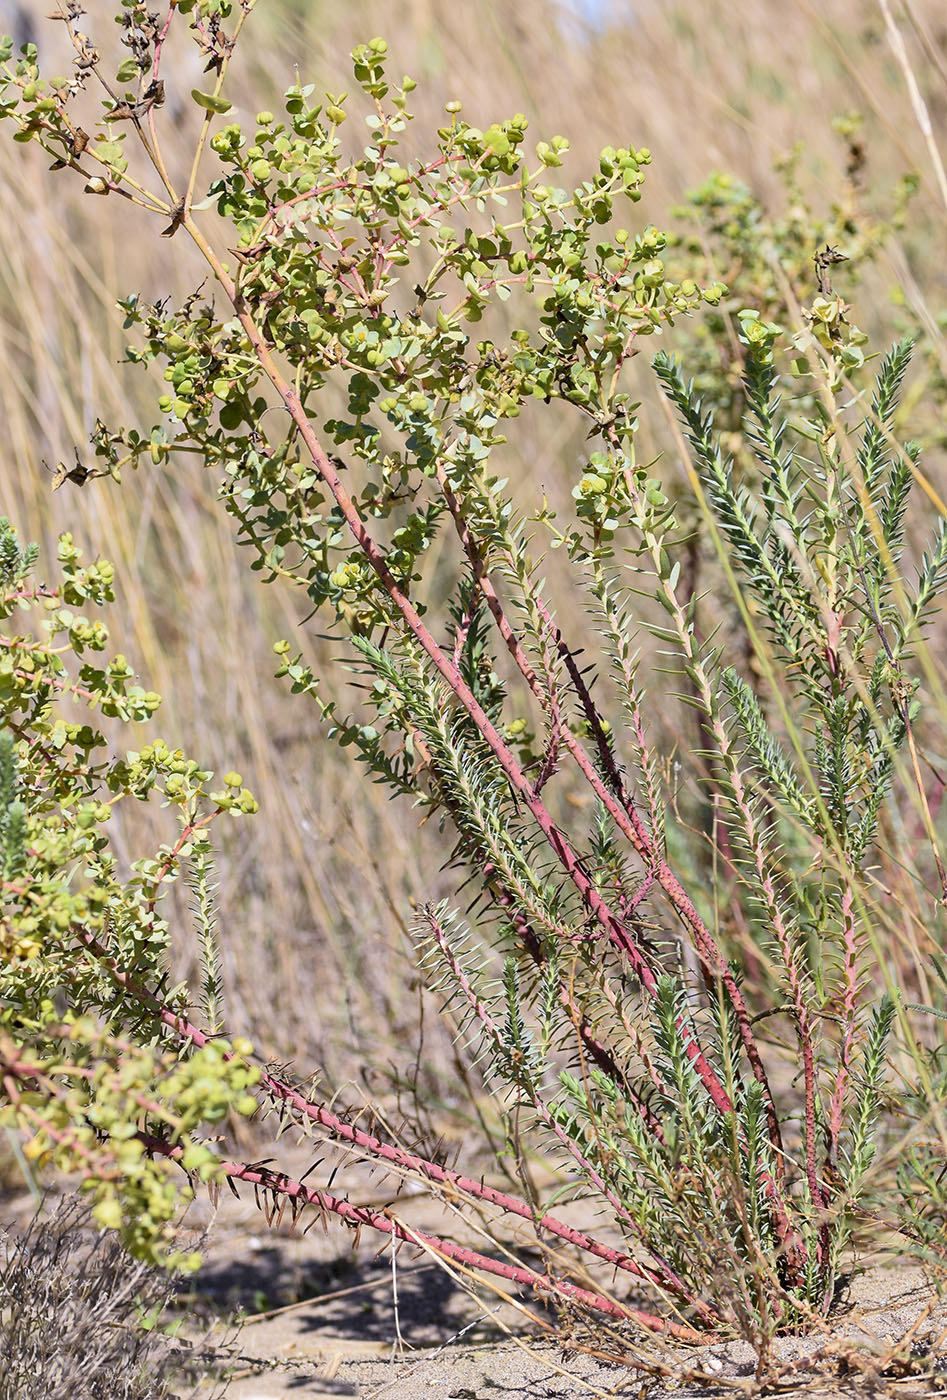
[434,464,785,1166]
[180,217,745,1134]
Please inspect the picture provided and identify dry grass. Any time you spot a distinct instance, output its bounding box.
[0,1195,223,1399]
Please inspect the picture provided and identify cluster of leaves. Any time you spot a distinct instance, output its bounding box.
[644,142,930,738]
[667,131,920,407]
[1,1,946,1344]
[0,516,260,1265]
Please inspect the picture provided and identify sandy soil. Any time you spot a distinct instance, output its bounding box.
[175,1158,947,1400]
[4,1163,945,1399]
[198,1261,947,1400]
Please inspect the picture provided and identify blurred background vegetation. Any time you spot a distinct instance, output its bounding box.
[2,0,945,1101]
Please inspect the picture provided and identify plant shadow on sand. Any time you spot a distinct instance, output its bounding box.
[180,1183,947,1400]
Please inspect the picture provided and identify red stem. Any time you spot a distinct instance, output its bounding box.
[144,1135,704,1338]
[826,883,858,1163]
[534,597,784,1133]
[432,468,782,1156]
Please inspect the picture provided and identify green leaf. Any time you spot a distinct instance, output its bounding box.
[116,58,140,84]
[191,90,232,115]
[483,126,510,157]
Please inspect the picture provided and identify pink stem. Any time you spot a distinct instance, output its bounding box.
[144,1136,704,1338]
[168,218,802,1273]
[430,471,781,1155]
[826,883,858,1164]
[533,596,785,1143]
[203,267,741,1128]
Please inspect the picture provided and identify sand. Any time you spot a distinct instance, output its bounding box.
[4,1165,945,1399]
[185,1178,947,1399]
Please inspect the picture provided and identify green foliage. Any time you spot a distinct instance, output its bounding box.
[667,151,917,408]
[1,3,945,1345]
[0,516,259,1265]
[186,838,225,1037]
